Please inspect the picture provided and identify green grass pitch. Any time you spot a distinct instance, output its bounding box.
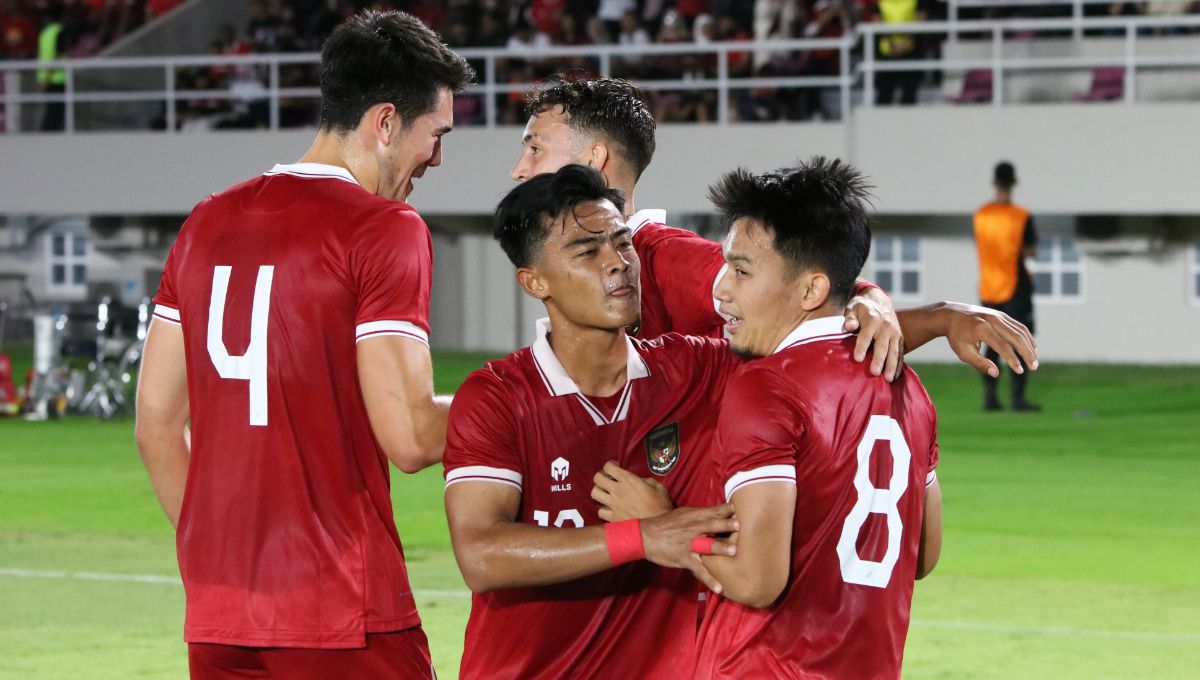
[1,353,1197,679]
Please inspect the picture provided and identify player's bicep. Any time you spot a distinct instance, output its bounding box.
[917,476,942,579]
[135,319,189,434]
[724,480,796,606]
[356,335,444,472]
[445,480,522,536]
[445,480,522,586]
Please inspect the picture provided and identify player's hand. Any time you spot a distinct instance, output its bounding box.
[592,461,673,521]
[943,302,1038,377]
[641,504,738,594]
[842,288,904,381]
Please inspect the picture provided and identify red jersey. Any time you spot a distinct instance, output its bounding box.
[152,162,432,648]
[629,209,728,340]
[443,320,739,680]
[695,316,939,680]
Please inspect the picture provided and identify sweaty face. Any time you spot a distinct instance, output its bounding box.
[530,199,640,331]
[510,106,588,182]
[714,219,805,358]
[382,88,454,201]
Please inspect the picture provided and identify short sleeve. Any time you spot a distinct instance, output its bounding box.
[1023,216,1038,247]
[635,224,726,334]
[715,365,801,502]
[443,369,524,491]
[926,409,940,486]
[350,207,433,346]
[151,234,183,327]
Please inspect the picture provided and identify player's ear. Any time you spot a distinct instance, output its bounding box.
[588,142,609,175]
[367,102,398,147]
[799,270,831,311]
[516,268,549,301]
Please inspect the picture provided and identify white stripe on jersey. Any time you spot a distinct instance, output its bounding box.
[926,470,938,486]
[445,465,523,491]
[355,320,429,346]
[725,464,798,501]
[152,305,181,327]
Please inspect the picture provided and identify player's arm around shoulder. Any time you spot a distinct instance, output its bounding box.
[357,334,450,473]
[134,319,191,529]
[698,365,799,608]
[895,301,1038,379]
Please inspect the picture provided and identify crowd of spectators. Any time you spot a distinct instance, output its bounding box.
[7,0,1200,130]
[1,1,180,61]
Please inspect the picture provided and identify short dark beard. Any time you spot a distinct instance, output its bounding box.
[730,345,764,359]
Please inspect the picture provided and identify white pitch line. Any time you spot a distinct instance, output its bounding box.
[0,567,471,599]
[910,618,1200,644]
[3,567,1198,643]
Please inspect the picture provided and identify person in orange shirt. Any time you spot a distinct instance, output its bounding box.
[974,161,1040,412]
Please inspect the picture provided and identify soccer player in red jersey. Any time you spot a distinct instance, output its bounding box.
[509,77,907,379]
[692,158,952,679]
[444,165,742,680]
[133,12,473,679]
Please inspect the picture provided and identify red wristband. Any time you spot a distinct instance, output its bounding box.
[690,536,717,555]
[604,519,645,566]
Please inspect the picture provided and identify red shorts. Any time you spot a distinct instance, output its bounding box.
[188,627,434,679]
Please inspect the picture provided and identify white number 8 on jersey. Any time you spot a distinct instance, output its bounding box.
[836,415,911,588]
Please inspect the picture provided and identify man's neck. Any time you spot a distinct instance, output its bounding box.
[544,310,629,397]
[770,305,841,352]
[299,130,379,195]
[609,177,637,220]
[994,190,1012,204]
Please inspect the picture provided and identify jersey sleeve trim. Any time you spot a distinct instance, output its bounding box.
[355,320,429,346]
[725,464,797,501]
[445,466,523,491]
[926,470,937,487]
[152,305,181,327]
[626,208,667,236]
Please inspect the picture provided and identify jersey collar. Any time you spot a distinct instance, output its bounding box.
[772,315,852,355]
[265,162,359,186]
[530,317,651,398]
[627,208,666,237]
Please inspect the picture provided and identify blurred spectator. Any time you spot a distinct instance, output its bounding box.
[585,15,613,44]
[530,0,567,39]
[507,19,552,50]
[753,0,798,70]
[556,13,588,45]
[615,10,651,77]
[871,0,931,105]
[2,1,39,60]
[598,0,635,39]
[38,6,66,131]
[716,14,754,76]
[476,11,509,47]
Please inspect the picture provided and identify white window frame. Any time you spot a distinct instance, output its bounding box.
[1189,240,1200,307]
[865,235,923,303]
[1029,236,1085,304]
[46,232,89,295]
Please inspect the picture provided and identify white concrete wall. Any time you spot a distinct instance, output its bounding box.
[3,103,1198,215]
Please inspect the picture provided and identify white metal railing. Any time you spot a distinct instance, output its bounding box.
[2,14,1200,133]
[944,0,1197,40]
[858,15,1200,107]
